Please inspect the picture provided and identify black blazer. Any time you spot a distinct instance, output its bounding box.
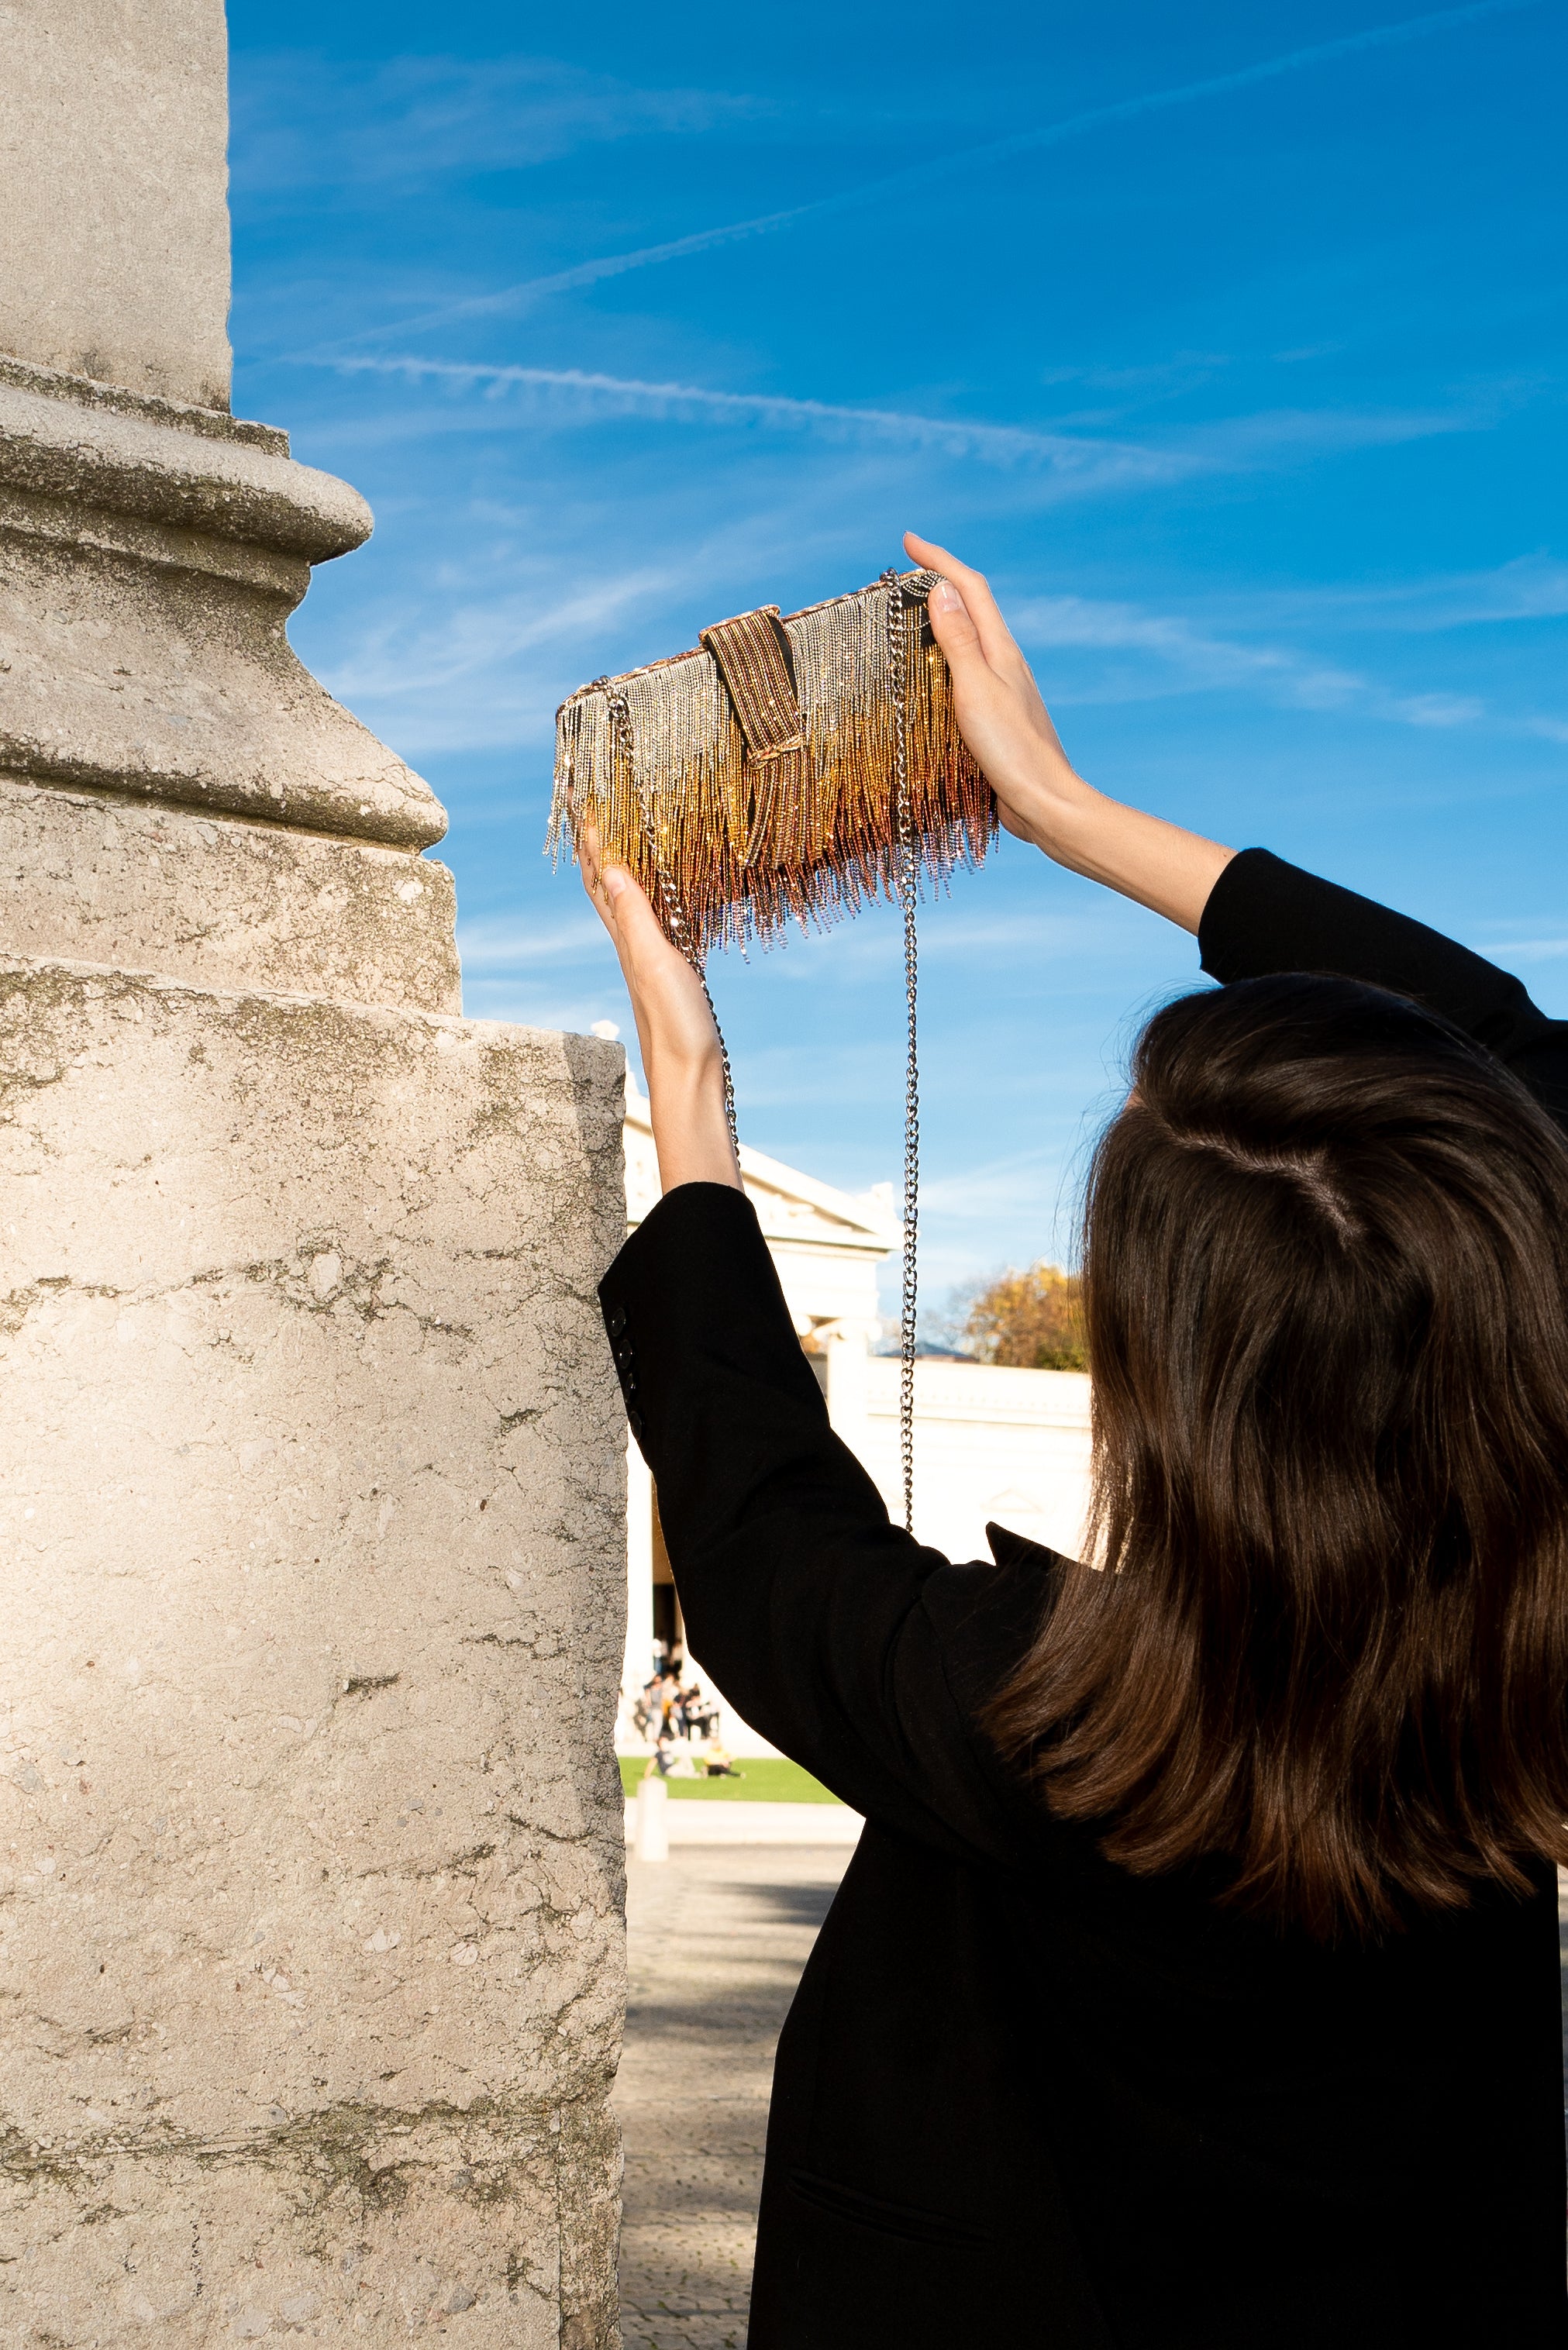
[599,850,1568,2349]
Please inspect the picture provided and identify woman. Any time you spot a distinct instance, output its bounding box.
[584,535,1568,2347]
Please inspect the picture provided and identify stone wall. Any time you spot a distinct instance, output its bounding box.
[2,973,626,2341]
[0,0,232,408]
[0,5,628,2341]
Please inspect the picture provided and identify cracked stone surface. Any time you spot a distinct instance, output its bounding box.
[2,5,629,2330]
[0,956,628,2344]
[615,1847,853,2350]
[0,777,461,1014]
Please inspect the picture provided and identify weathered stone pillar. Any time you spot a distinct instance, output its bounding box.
[0,6,627,2341]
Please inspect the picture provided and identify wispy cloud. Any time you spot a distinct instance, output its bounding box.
[337,0,1538,340]
[919,1149,1079,1223]
[1038,354,1233,395]
[456,914,608,970]
[358,208,835,338]
[1012,594,1364,708]
[319,564,671,707]
[1388,691,1487,727]
[1177,401,1494,463]
[1009,591,1514,732]
[230,52,760,195]
[1215,553,1568,635]
[314,525,1550,768]
[1003,541,1568,733]
[303,475,895,756]
[314,354,1491,500]
[319,354,1197,486]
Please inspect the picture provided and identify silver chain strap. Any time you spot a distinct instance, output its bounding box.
[591,678,739,1159]
[880,570,919,1537]
[595,575,921,1535]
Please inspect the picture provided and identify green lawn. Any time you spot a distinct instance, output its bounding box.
[619,1755,843,1804]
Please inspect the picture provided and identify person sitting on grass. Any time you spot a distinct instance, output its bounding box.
[644,1727,697,1780]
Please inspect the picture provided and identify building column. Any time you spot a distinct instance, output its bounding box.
[0,8,625,2340]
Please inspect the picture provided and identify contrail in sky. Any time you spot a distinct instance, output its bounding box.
[336,0,1537,346]
[323,355,1203,484]
[319,354,1480,485]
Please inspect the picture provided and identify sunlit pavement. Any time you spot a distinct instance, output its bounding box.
[616,1845,853,2350]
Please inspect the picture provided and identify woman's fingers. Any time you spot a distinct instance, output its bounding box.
[578,822,613,921]
[580,821,640,956]
[577,822,724,1071]
[920,570,987,676]
[576,841,738,1194]
[604,866,678,974]
[580,828,667,970]
[902,532,1030,680]
[894,535,1081,849]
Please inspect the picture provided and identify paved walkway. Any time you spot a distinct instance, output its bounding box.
[616,1856,1568,2348]
[615,1845,852,2350]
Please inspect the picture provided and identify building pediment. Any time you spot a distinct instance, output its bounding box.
[624,1077,898,1261]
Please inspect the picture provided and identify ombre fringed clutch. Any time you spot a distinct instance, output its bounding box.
[550,566,995,1527]
[549,567,994,953]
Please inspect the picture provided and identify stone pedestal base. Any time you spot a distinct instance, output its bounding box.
[0,776,462,1012]
[0,959,626,2345]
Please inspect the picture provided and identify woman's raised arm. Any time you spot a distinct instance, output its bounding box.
[579,822,741,1197]
[905,531,1235,934]
[581,539,1243,1194]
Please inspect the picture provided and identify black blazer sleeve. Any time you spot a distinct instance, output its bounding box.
[1200,848,1568,1135]
[599,1181,1053,1859]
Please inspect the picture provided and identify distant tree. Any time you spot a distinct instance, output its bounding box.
[961,1262,1087,1372]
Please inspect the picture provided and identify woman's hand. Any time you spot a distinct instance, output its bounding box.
[902,532,1089,856]
[904,531,1234,936]
[580,825,742,1194]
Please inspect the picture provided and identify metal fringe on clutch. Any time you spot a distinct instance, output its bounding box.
[548,570,994,955]
[550,567,992,1536]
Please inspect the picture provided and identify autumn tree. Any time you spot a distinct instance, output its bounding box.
[961,1261,1087,1372]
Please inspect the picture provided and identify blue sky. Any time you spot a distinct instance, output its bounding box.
[224,0,1566,1306]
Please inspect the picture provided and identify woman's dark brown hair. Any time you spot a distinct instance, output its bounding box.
[989,973,1568,1940]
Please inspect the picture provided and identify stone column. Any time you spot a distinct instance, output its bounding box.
[0,7,627,2343]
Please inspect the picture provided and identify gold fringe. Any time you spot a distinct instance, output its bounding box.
[547,571,995,956]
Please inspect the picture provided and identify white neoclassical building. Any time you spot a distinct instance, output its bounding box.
[622,1077,1093,1751]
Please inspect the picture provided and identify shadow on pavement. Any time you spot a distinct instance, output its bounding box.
[616,1844,853,2350]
